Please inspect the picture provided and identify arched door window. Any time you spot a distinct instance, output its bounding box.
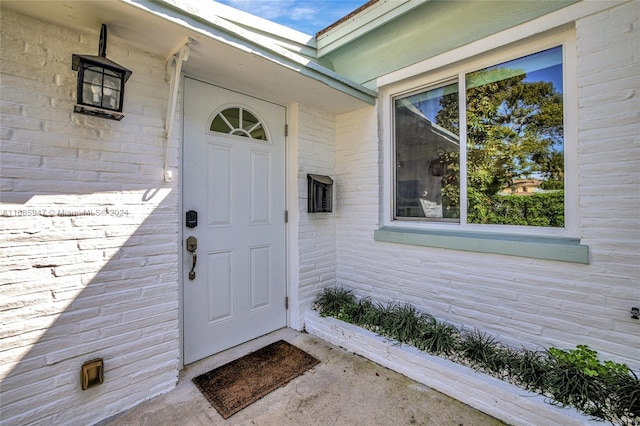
[209,106,268,141]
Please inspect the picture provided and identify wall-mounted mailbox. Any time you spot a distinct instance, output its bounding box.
[308,174,333,213]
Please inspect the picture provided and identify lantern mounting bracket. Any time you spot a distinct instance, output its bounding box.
[98,24,107,57]
[163,38,191,182]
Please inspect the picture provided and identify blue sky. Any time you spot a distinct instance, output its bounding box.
[216,0,369,35]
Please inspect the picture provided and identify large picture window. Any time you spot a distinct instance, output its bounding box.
[394,46,565,228]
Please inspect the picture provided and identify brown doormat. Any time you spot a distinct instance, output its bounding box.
[192,340,320,419]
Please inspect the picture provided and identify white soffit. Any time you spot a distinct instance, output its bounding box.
[317,0,430,57]
[1,0,376,114]
[140,0,377,110]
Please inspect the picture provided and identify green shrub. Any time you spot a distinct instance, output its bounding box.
[459,329,509,375]
[548,345,629,378]
[470,192,564,227]
[338,296,371,325]
[612,371,640,424]
[414,318,458,355]
[502,348,550,392]
[381,302,427,344]
[314,286,356,319]
[539,179,564,190]
[546,346,640,423]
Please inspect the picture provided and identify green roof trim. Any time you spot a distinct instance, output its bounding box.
[321,0,579,89]
[374,226,589,264]
[316,0,429,57]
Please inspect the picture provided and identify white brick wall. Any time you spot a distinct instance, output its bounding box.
[0,10,180,425]
[332,1,640,369]
[293,105,338,327]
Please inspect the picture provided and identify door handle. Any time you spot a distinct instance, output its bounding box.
[186,236,197,280]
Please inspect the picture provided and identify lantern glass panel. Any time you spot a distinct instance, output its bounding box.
[83,67,104,107]
[103,73,121,110]
[81,65,123,112]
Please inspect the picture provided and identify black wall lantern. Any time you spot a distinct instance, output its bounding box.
[72,24,132,120]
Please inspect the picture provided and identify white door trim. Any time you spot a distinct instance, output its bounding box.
[180,77,290,365]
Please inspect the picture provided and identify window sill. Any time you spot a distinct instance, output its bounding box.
[374,226,589,264]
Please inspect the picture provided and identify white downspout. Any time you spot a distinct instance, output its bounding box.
[163,39,191,182]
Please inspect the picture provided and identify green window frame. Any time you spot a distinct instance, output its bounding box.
[378,31,588,263]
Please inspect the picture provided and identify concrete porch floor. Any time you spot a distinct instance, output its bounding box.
[99,328,505,425]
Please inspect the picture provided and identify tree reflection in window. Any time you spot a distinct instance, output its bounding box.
[210,107,268,140]
[394,46,564,227]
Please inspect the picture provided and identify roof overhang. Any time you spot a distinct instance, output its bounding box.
[2,0,376,114]
[316,0,430,57]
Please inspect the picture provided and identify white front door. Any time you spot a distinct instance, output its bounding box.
[183,78,287,364]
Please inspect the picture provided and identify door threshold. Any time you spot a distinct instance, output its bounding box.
[180,327,296,380]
